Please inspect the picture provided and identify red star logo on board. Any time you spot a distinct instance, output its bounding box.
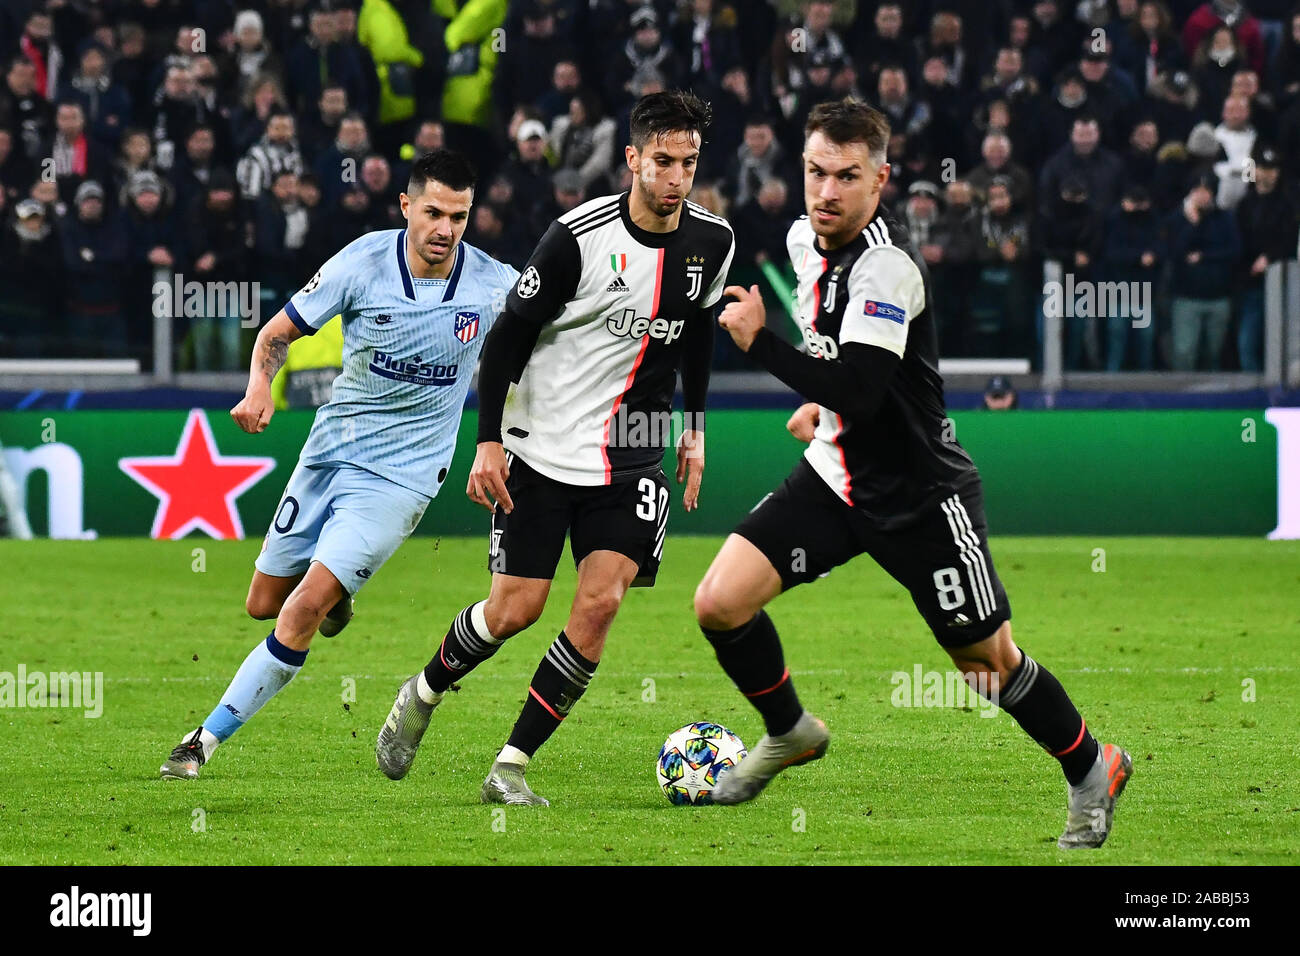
[118,409,276,540]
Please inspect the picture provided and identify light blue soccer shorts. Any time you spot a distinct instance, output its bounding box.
[255,461,431,595]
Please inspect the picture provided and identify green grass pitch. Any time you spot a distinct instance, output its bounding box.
[3,536,1297,865]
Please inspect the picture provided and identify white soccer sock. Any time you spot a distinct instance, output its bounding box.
[497,744,529,767]
[415,671,443,706]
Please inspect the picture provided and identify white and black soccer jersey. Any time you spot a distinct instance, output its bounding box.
[501,193,735,485]
[786,209,978,526]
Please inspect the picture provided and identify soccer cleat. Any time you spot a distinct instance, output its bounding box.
[375,676,439,780]
[1058,742,1133,849]
[711,711,829,805]
[318,594,354,638]
[160,728,207,780]
[480,761,550,807]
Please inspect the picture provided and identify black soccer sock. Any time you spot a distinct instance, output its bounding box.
[994,653,1100,786]
[504,631,597,758]
[423,602,504,694]
[702,611,803,737]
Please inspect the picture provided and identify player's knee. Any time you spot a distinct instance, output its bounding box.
[572,587,623,632]
[486,598,543,639]
[245,593,281,620]
[693,579,746,631]
[947,621,1017,675]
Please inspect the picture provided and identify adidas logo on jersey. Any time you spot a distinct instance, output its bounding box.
[606,275,631,294]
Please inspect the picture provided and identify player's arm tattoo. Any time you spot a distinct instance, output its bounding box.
[258,333,290,384]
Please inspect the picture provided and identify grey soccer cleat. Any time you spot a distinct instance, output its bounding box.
[318,594,354,638]
[480,761,550,807]
[375,676,439,780]
[160,728,208,780]
[712,711,829,805]
[1058,742,1133,849]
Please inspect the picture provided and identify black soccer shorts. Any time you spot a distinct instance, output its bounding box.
[733,459,1011,647]
[486,453,669,587]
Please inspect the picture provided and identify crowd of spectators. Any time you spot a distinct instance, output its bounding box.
[1,0,1299,372]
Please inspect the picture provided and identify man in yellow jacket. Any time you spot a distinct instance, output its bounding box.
[270,315,344,410]
[434,0,506,175]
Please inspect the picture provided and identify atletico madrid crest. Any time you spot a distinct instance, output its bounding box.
[454,310,480,343]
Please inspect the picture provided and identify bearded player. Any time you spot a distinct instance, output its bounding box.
[160,150,518,779]
[376,91,735,805]
[694,99,1131,849]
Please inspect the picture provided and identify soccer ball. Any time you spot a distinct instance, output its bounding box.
[656,721,747,805]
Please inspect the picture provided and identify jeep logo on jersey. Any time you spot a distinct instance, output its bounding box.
[606,309,685,344]
[369,351,459,386]
[454,311,480,343]
[801,324,839,359]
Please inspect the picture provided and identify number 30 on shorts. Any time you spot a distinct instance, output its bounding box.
[933,566,965,610]
[635,476,669,522]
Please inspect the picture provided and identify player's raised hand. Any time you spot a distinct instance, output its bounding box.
[786,402,820,443]
[231,389,273,433]
[467,441,514,514]
[676,428,705,512]
[718,284,766,352]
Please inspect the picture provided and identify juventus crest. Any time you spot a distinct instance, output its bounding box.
[686,256,705,301]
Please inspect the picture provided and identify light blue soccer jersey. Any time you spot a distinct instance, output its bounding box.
[284,229,518,497]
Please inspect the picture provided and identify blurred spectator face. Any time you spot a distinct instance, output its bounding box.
[56,104,86,139]
[1059,76,1086,107]
[191,57,219,91]
[25,13,52,41]
[921,57,948,87]
[1230,71,1258,99]
[555,179,584,210]
[267,114,295,144]
[807,62,833,89]
[1080,54,1108,83]
[336,9,358,37]
[238,19,264,51]
[1009,17,1031,47]
[524,10,557,38]
[553,61,580,93]
[982,133,1011,168]
[518,131,546,162]
[806,1,832,34]
[721,66,749,99]
[119,25,145,57]
[298,179,321,206]
[692,0,713,18]
[1255,163,1278,192]
[253,79,280,112]
[831,62,857,96]
[931,12,961,47]
[414,122,444,153]
[1130,120,1158,152]
[272,172,298,202]
[80,47,107,79]
[474,204,503,236]
[320,87,348,121]
[988,183,1012,214]
[878,67,907,103]
[757,179,787,214]
[309,11,338,44]
[186,126,214,162]
[875,4,902,38]
[8,60,37,95]
[122,133,150,165]
[1070,118,1099,155]
[994,48,1022,84]
[1120,194,1150,213]
[1032,1,1059,26]
[177,26,199,55]
[1139,2,1161,35]
[568,96,587,127]
[341,188,369,213]
[362,157,390,193]
[1189,182,1213,210]
[0,129,10,161]
[208,188,236,212]
[1292,12,1300,45]
[1221,96,1250,130]
[1118,0,1138,16]
[908,193,937,219]
[1208,28,1237,65]
[633,21,661,51]
[986,100,1011,130]
[164,66,194,100]
[946,180,972,207]
[32,180,58,204]
[743,121,774,157]
[78,195,103,223]
[133,187,162,215]
[338,117,368,151]
[487,175,512,205]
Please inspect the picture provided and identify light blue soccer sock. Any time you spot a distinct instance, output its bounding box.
[203,631,309,743]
